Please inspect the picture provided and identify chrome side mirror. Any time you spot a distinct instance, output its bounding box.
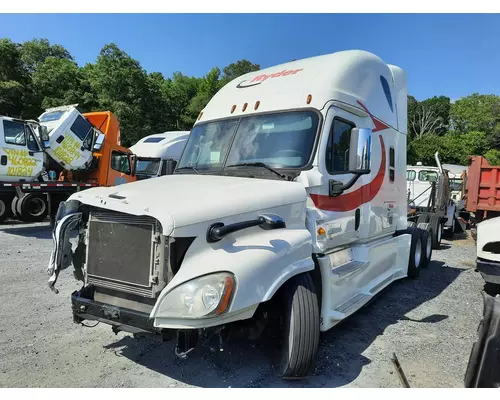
[349,128,372,173]
[93,132,105,151]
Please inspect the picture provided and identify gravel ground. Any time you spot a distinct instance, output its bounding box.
[0,221,484,388]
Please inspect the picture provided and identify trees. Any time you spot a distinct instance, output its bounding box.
[408,95,450,138]
[220,59,260,87]
[20,38,73,74]
[451,94,500,134]
[0,35,498,164]
[0,38,28,118]
[409,131,488,166]
[31,57,86,109]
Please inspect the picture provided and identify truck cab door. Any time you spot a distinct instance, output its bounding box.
[107,150,136,186]
[0,119,44,182]
[312,107,367,249]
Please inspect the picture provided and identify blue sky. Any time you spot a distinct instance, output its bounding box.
[0,13,498,101]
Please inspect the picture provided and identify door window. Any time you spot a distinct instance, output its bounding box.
[325,118,355,174]
[26,126,41,152]
[70,115,93,143]
[3,120,26,146]
[111,151,131,175]
[418,170,438,182]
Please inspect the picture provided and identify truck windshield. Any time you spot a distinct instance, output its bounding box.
[177,111,319,172]
[136,158,161,175]
[450,178,463,191]
[39,110,65,122]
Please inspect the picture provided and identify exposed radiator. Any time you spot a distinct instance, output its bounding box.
[86,208,163,298]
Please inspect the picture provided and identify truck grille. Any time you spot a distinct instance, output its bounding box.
[86,209,162,298]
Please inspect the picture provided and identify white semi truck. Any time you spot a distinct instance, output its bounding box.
[129,131,190,180]
[48,50,433,379]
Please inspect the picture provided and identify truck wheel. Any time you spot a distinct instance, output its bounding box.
[0,196,12,223]
[420,228,432,268]
[17,194,49,222]
[429,215,442,249]
[407,227,424,278]
[275,272,320,379]
[443,217,455,239]
[417,214,430,225]
[11,196,19,219]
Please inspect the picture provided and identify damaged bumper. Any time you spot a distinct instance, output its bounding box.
[476,258,500,285]
[47,210,83,293]
[72,285,167,337]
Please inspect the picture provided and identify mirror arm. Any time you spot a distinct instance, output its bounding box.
[329,170,370,197]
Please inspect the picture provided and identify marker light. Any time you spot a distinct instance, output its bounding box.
[254,101,260,110]
[242,103,248,112]
[317,227,326,236]
[231,105,236,113]
[307,94,312,104]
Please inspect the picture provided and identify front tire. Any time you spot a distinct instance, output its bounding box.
[276,272,320,379]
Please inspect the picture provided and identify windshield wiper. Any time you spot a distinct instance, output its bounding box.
[175,166,200,174]
[226,162,288,180]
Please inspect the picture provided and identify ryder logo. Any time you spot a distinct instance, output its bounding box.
[236,68,303,88]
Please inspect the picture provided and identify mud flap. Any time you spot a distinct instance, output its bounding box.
[47,211,82,293]
[464,291,500,387]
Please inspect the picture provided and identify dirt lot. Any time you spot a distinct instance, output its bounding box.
[0,221,484,388]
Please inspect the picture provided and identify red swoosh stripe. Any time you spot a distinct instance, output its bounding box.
[310,135,386,212]
[357,100,390,132]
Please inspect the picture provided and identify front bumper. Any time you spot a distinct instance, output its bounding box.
[72,285,161,335]
[476,258,500,285]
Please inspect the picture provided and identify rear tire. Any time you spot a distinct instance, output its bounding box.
[443,217,455,239]
[407,227,424,278]
[0,195,13,223]
[11,196,19,219]
[275,272,320,379]
[429,215,442,249]
[417,213,430,225]
[17,194,49,223]
[420,228,432,268]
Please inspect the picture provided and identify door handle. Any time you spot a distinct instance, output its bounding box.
[29,151,34,156]
[1,155,7,166]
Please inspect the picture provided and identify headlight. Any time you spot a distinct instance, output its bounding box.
[156,272,235,319]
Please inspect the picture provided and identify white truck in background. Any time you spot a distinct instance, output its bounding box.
[49,50,434,379]
[129,131,190,180]
[442,163,467,203]
[406,157,466,246]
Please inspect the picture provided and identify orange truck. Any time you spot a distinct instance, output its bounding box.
[0,109,137,223]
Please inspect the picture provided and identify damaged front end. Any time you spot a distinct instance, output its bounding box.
[47,201,232,356]
[47,201,84,293]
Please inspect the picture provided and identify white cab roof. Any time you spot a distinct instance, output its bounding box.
[130,131,190,160]
[197,50,407,134]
